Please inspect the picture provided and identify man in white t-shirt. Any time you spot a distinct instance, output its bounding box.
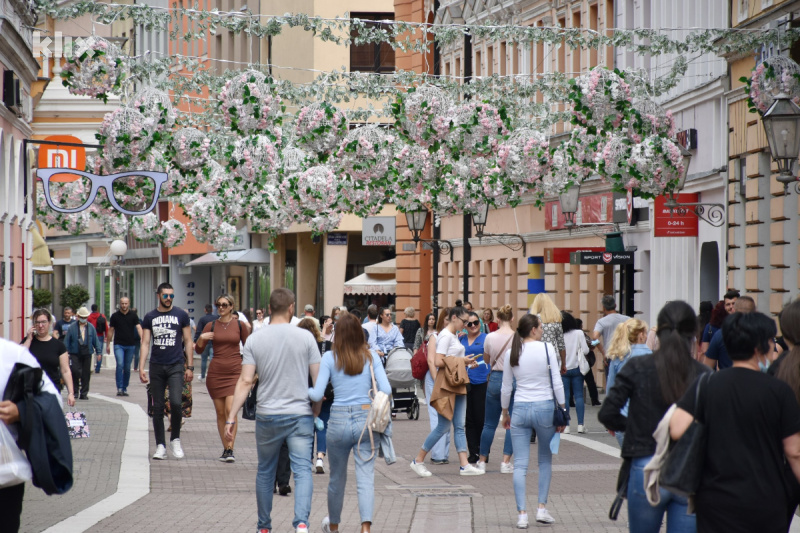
[591,295,629,361]
[226,288,321,533]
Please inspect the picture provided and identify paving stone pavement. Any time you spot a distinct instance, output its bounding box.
[20,363,635,533]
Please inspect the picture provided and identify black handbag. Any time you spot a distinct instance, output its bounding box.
[609,457,631,520]
[544,344,570,427]
[660,372,710,498]
[242,378,259,421]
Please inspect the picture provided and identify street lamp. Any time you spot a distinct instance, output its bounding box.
[663,144,725,227]
[109,240,128,258]
[469,203,526,255]
[403,208,453,260]
[559,184,581,228]
[762,92,800,193]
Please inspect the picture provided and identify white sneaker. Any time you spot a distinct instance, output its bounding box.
[410,460,432,477]
[170,438,185,459]
[563,426,570,434]
[459,464,485,476]
[536,508,555,524]
[476,460,486,472]
[500,461,514,474]
[315,457,325,474]
[152,444,167,460]
[321,516,332,533]
[577,424,586,434]
[296,524,308,533]
[516,512,529,529]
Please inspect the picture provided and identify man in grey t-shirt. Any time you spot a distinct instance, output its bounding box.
[226,288,321,533]
[591,295,629,360]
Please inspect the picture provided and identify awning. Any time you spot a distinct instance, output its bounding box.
[364,258,395,275]
[31,226,53,271]
[186,248,271,266]
[343,272,396,295]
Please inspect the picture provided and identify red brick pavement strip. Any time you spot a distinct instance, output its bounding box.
[40,367,631,533]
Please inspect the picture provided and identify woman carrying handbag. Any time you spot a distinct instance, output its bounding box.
[308,312,391,533]
[501,314,566,528]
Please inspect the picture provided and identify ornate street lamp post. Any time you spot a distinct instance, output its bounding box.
[762,92,800,193]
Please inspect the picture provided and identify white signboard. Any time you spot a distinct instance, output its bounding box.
[70,243,87,266]
[362,217,395,246]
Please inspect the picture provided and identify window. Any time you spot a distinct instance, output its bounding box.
[350,13,395,73]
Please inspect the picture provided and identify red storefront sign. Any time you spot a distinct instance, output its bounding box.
[654,194,699,237]
[545,192,613,230]
[544,247,606,263]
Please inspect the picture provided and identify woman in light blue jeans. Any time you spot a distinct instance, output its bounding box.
[501,314,566,528]
[308,312,391,533]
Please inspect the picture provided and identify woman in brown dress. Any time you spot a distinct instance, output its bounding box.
[195,293,250,462]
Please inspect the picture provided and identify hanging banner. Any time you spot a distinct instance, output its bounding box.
[654,194,699,237]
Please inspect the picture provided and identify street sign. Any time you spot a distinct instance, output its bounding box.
[544,247,605,263]
[362,217,395,246]
[570,251,634,265]
[327,232,348,246]
[654,194,699,237]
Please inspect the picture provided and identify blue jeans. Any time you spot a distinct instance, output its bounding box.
[200,342,213,378]
[510,401,556,511]
[479,371,514,458]
[94,339,105,372]
[422,391,467,454]
[255,414,314,530]
[114,344,136,391]
[424,371,450,460]
[316,399,332,455]
[615,431,625,448]
[326,406,376,524]
[628,456,695,533]
[562,367,585,425]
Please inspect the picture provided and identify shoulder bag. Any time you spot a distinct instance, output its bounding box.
[358,356,392,461]
[659,372,710,498]
[241,378,259,421]
[490,336,513,372]
[578,338,591,375]
[544,343,570,427]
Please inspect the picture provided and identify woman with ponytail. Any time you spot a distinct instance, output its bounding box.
[500,313,565,528]
[599,301,709,533]
[604,319,651,447]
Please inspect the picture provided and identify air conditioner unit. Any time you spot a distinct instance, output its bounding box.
[3,70,21,115]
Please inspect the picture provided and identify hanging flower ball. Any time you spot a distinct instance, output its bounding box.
[281,146,309,175]
[595,133,632,183]
[230,135,280,183]
[748,56,800,114]
[629,99,675,141]
[541,145,577,197]
[295,103,348,160]
[159,219,187,247]
[60,36,124,103]
[436,157,491,214]
[208,222,238,250]
[628,135,685,197]
[496,128,552,186]
[172,128,211,170]
[196,161,228,196]
[395,86,454,147]
[130,212,161,241]
[63,212,92,235]
[282,166,344,233]
[389,143,438,210]
[247,181,295,235]
[449,102,510,156]
[570,67,632,134]
[335,125,395,183]
[102,213,129,240]
[186,194,222,243]
[219,69,283,139]
[97,107,155,169]
[130,87,177,132]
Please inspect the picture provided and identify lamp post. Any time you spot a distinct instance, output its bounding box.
[663,144,725,227]
[761,92,800,193]
[559,184,581,228]
[108,239,127,315]
[404,208,453,261]
[469,203,526,255]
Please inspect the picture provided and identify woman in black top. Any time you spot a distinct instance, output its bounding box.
[671,311,800,533]
[599,301,709,533]
[399,306,421,351]
[21,309,75,406]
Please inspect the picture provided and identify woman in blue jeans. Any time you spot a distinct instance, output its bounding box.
[599,301,709,533]
[560,312,589,433]
[477,304,515,472]
[308,312,391,533]
[501,313,566,528]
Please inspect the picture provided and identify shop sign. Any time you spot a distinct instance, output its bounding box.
[70,243,87,266]
[612,191,649,225]
[654,194,699,237]
[362,217,395,246]
[570,251,634,265]
[38,135,86,182]
[544,247,605,263]
[327,232,348,246]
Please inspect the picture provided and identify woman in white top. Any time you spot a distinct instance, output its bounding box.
[560,311,590,434]
[501,313,566,528]
[410,306,485,477]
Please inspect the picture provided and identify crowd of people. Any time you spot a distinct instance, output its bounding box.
[8,285,800,533]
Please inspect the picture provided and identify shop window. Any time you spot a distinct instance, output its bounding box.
[350,13,395,73]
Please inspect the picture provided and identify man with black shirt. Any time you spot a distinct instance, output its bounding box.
[194,304,218,383]
[53,307,74,339]
[139,283,193,460]
[107,297,142,397]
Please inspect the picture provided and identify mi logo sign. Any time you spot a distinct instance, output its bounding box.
[37,135,86,182]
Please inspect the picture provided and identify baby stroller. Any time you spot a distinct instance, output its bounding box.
[383,347,420,420]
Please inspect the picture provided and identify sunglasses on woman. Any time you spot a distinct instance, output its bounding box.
[466,320,480,327]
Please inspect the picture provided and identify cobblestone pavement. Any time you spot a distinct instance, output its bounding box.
[22,363,638,533]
